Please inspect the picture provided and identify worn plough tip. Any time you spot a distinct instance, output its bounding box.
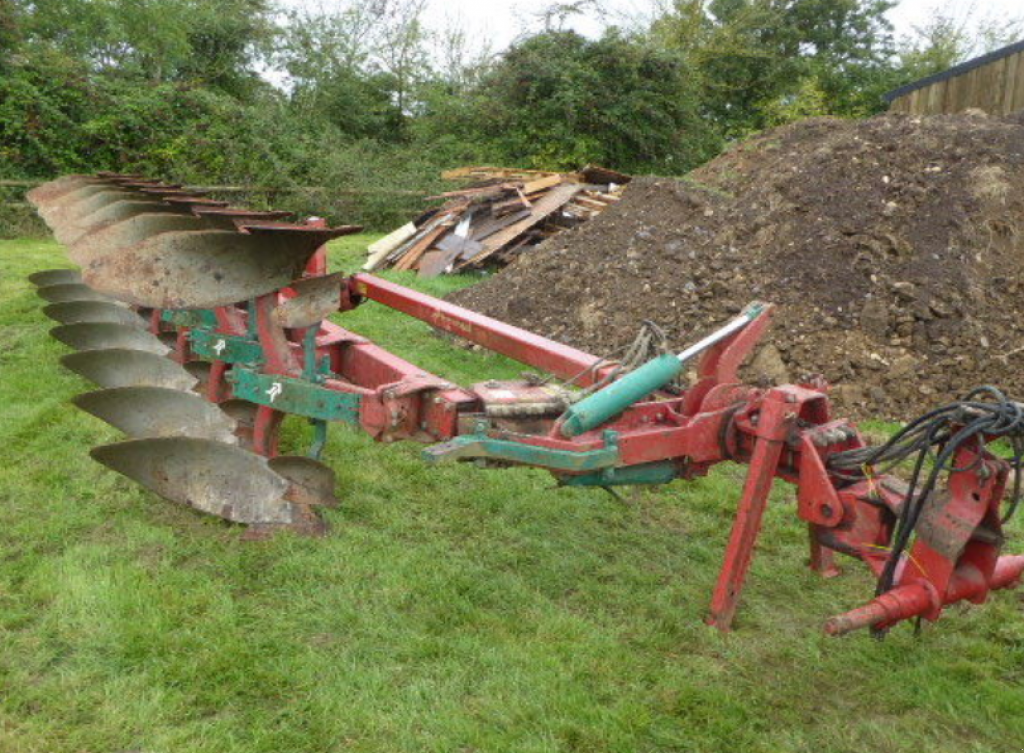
[49,322,171,355]
[90,437,325,532]
[73,386,239,443]
[61,349,199,391]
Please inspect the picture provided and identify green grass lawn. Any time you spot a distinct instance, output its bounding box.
[2,236,1023,753]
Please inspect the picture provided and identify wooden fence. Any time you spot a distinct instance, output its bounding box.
[887,39,1024,116]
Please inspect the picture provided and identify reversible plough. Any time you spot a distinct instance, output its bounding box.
[24,172,1024,636]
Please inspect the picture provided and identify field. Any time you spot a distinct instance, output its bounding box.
[2,235,1023,753]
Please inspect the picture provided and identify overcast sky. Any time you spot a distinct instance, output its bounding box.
[283,0,1024,54]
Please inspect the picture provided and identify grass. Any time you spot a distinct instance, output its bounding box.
[1,235,1023,753]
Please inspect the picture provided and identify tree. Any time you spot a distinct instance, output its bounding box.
[11,0,275,94]
[278,0,435,141]
[650,0,897,132]
[444,29,718,173]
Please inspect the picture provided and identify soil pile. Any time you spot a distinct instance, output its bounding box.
[449,112,1024,420]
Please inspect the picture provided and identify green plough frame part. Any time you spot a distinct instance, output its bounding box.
[558,460,680,487]
[423,429,621,473]
[190,328,264,365]
[228,366,361,423]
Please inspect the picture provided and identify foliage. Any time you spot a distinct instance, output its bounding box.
[421,29,722,174]
[651,0,899,133]
[1,0,1023,230]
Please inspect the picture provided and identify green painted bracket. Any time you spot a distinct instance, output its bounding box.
[423,430,621,472]
[190,328,265,365]
[228,366,361,424]
[558,460,679,487]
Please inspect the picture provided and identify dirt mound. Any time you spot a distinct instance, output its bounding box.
[449,112,1024,420]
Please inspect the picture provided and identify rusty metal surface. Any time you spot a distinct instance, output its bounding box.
[36,184,120,226]
[90,437,298,525]
[54,196,173,246]
[43,301,147,327]
[26,176,103,210]
[192,207,294,227]
[49,322,171,355]
[267,456,340,508]
[37,283,117,304]
[28,269,82,287]
[82,227,350,309]
[61,348,199,391]
[69,213,214,266]
[74,386,239,443]
[58,200,186,247]
[162,197,230,209]
[48,190,143,233]
[273,273,346,328]
[38,187,140,233]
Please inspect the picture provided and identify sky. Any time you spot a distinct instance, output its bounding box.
[285,0,1024,55]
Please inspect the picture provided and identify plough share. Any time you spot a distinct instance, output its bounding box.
[24,173,1024,637]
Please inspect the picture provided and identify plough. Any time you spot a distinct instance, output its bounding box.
[23,172,1024,636]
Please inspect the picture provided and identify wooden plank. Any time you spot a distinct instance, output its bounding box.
[363,222,417,271]
[1003,51,1019,114]
[1010,52,1024,113]
[394,220,453,271]
[460,183,582,268]
[415,250,448,278]
[442,166,558,182]
[522,174,564,194]
[469,209,532,242]
[437,233,483,259]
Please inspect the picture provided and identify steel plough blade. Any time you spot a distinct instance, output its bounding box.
[26,176,104,210]
[28,269,82,287]
[53,194,170,246]
[61,349,199,391]
[57,201,188,248]
[90,437,309,528]
[82,227,351,309]
[68,213,214,266]
[49,322,171,355]
[73,386,239,443]
[37,283,118,304]
[43,301,148,327]
[37,186,135,230]
[274,272,346,328]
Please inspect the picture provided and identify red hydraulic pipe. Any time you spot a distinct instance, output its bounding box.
[824,555,1024,636]
[352,273,614,386]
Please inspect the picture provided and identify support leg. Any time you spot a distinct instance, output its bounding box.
[809,526,842,578]
[707,398,790,631]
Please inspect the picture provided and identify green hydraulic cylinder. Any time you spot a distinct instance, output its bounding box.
[560,354,682,438]
[558,303,764,438]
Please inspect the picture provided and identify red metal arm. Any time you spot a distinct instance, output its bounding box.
[353,273,616,386]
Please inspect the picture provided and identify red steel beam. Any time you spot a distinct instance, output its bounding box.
[353,273,612,386]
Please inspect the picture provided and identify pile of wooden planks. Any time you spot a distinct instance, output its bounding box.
[364,165,629,277]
